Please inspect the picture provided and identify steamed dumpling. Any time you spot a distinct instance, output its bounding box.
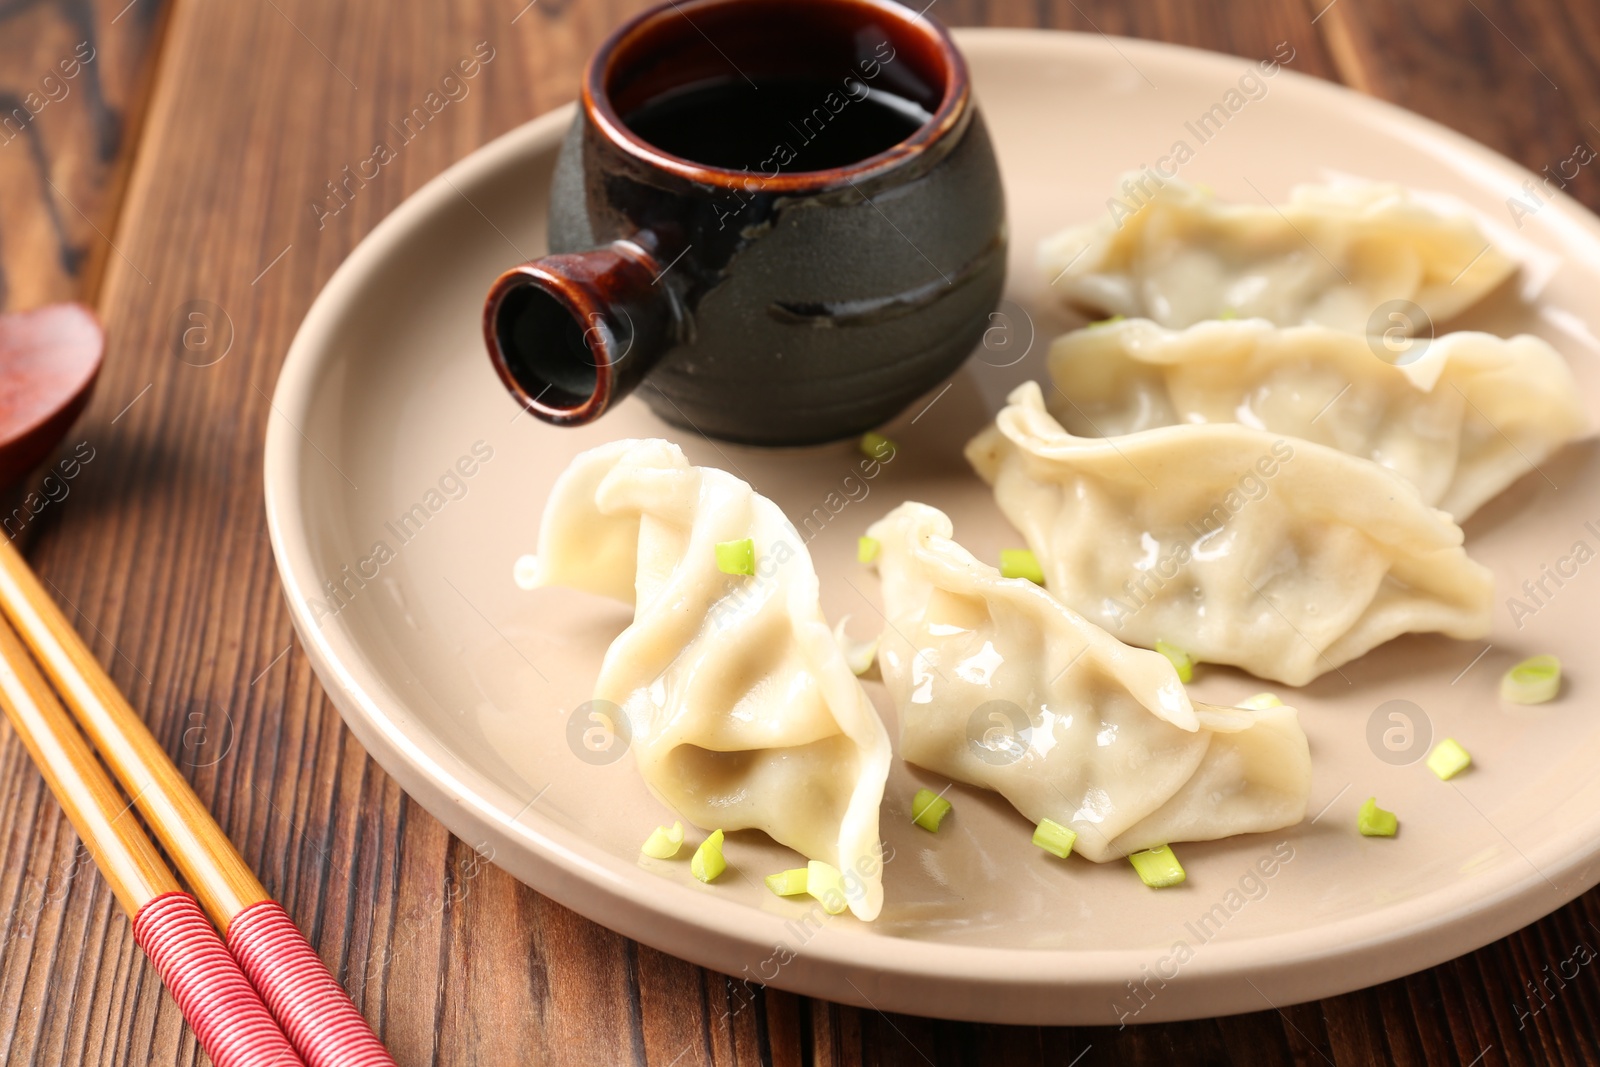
[867,502,1310,861]
[1039,178,1515,333]
[531,439,891,920]
[1049,318,1589,520]
[966,383,1494,686]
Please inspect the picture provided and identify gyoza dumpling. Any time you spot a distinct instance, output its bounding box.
[1049,318,1590,520]
[1039,178,1515,333]
[866,502,1310,861]
[530,439,891,920]
[966,383,1494,686]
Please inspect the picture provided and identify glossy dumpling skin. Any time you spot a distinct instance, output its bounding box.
[1039,178,1515,332]
[532,439,891,920]
[966,383,1494,686]
[1049,318,1590,520]
[866,502,1310,861]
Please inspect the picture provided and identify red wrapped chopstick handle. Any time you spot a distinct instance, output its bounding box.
[228,900,397,1067]
[132,892,305,1066]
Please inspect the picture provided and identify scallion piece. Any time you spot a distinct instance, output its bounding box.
[1500,655,1560,705]
[911,788,951,833]
[1000,548,1045,585]
[1357,797,1398,837]
[715,538,754,576]
[844,637,878,677]
[1154,640,1194,683]
[831,617,879,677]
[1032,818,1077,859]
[1426,738,1472,781]
[764,867,809,897]
[690,829,727,883]
[860,432,897,460]
[806,860,849,915]
[1088,314,1126,329]
[641,820,684,859]
[1218,307,1238,321]
[857,536,881,564]
[1237,692,1282,710]
[1129,845,1186,888]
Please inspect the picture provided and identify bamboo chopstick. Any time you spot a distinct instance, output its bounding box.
[0,539,396,1067]
[0,617,305,1067]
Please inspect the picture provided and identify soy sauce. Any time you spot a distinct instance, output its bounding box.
[621,76,933,173]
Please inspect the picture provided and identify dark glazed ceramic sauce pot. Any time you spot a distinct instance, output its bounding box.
[484,0,1006,446]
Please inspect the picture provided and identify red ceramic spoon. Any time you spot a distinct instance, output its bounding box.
[0,303,104,488]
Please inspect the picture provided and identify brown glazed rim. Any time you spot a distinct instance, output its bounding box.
[483,262,616,424]
[582,0,970,193]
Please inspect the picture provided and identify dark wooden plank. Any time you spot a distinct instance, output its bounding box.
[5,0,1600,1064]
[0,0,171,313]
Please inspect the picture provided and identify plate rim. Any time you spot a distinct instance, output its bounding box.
[264,27,1600,1024]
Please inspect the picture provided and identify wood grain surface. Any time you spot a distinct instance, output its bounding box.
[3,0,1600,1064]
[0,0,169,314]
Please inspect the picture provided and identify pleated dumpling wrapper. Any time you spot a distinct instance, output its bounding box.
[966,382,1494,686]
[531,439,891,920]
[1039,177,1515,333]
[1049,318,1590,521]
[866,502,1310,861]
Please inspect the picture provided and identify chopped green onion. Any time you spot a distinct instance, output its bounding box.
[845,638,878,677]
[860,432,897,460]
[764,867,809,897]
[1426,738,1472,781]
[690,829,727,883]
[1218,307,1238,321]
[1237,692,1282,710]
[715,538,754,576]
[1088,314,1126,329]
[1129,845,1186,888]
[1032,817,1077,858]
[832,617,879,677]
[641,821,684,859]
[1357,797,1398,837]
[911,788,952,832]
[1000,548,1045,584]
[857,536,881,564]
[1154,640,1194,683]
[806,860,849,915]
[1500,655,1560,705]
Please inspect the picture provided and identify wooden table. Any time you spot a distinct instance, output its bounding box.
[2,0,1598,1063]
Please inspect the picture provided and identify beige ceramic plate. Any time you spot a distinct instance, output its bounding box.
[265,30,1600,1024]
